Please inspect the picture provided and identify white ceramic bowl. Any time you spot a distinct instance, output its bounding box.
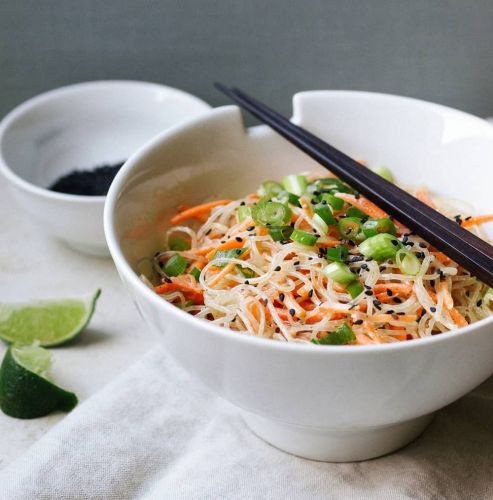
[105,91,493,461]
[0,81,210,256]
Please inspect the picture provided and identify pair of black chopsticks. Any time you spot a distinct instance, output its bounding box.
[215,83,493,287]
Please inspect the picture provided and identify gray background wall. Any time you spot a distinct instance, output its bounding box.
[1,1,493,119]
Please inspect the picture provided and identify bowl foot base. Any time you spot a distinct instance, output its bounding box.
[241,411,433,462]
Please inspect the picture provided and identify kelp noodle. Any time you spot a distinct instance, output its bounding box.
[141,169,493,345]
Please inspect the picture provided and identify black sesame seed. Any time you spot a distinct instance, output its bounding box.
[393,297,402,304]
[290,222,295,227]
[365,257,373,262]
[397,312,406,316]
[364,290,373,296]
[246,226,255,231]
[235,249,242,255]
[350,256,364,262]
[391,239,399,246]
[386,288,392,296]
[265,222,271,226]
[353,319,363,325]
[205,229,212,236]
[364,284,372,290]
[437,269,445,278]
[220,240,226,244]
[163,277,172,283]
[373,299,382,310]
[263,299,268,306]
[419,242,427,248]
[275,327,280,333]
[361,264,369,270]
[405,241,414,247]
[289,308,296,316]
[235,237,243,242]
[465,215,472,221]
[454,215,462,224]
[355,193,361,199]
[401,235,409,244]
[477,299,483,307]
[240,201,246,206]
[274,265,281,272]
[279,293,285,302]
[293,261,300,266]
[245,280,250,285]
[430,307,437,313]
[321,200,327,205]
[387,309,395,314]
[415,251,425,259]
[310,199,317,205]
[308,289,314,298]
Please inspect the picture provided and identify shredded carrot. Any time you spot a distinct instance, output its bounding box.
[431,251,453,265]
[461,215,493,228]
[208,263,235,287]
[170,200,232,225]
[415,190,436,209]
[373,283,413,295]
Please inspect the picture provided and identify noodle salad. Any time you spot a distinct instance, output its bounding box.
[141,168,493,345]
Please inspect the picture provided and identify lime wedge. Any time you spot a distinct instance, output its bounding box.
[0,289,101,347]
[0,344,78,419]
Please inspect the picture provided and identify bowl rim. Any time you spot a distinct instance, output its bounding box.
[104,89,493,355]
[0,79,210,204]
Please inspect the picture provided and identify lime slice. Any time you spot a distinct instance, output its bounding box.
[0,344,78,419]
[0,289,101,347]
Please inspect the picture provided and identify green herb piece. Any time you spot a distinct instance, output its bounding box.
[323,261,356,285]
[291,229,318,246]
[282,174,308,196]
[190,266,201,281]
[396,249,421,276]
[345,207,366,218]
[346,281,364,298]
[169,237,190,251]
[311,323,356,345]
[338,217,363,241]
[258,180,284,197]
[362,218,397,238]
[268,225,294,242]
[313,204,336,226]
[358,233,402,261]
[325,245,349,262]
[238,205,252,222]
[252,202,292,227]
[321,193,344,210]
[164,254,188,276]
[212,248,247,267]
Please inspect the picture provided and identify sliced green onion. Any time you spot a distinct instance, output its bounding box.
[268,225,294,242]
[282,174,307,196]
[325,245,349,262]
[252,201,292,227]
[237,205,252,222]
[190,266,201,281]
[275,190,301,207]
[358,233,402,261]
[312,322,356,345]
[338,217,363,240]
[396,249,421,276]
[345,207,366,219]
[164,254,187,276]
[291,229,318,246]
[321,193,344,210]
[312,214,329,235]
[212,248,247,267]
[169,237,190,251]
[323,261,356,285]
[362,218,397,238]
[238,266,256,278]
[258,180,283,197]
[346,281,364,298]
[313,178,354,194]
[313,204,336,226]
[372,166,394,183]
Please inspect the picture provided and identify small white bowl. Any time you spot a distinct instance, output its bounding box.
[105,91,493,461]
[0,81,210,256]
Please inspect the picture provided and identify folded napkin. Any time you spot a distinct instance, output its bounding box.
[2,346,492,500]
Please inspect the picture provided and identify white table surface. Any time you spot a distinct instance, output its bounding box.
[0,179,157,469]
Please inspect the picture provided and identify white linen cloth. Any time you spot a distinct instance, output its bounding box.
[1,345,492,500]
